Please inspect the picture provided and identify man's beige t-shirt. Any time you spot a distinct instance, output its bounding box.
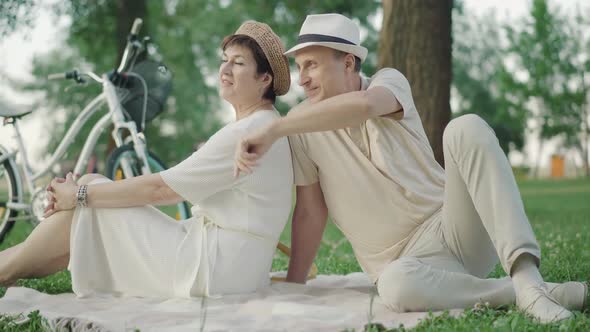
[288,68,445,282]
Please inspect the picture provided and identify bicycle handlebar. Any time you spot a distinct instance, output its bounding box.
[130,18,143,36]
[47,70,82,82]
[47,72,70,80]
[117,18,144,73]
[48,17,146,84]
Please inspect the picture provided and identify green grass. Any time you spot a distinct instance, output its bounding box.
[1,178,589,331]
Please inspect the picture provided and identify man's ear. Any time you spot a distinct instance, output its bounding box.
[344,53,356,72]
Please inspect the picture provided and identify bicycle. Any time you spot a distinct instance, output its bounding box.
[0,18,190,244]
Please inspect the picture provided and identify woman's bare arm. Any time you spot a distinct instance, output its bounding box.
[85,173,184,208]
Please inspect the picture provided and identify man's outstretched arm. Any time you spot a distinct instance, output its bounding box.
[286,182,329,284]
[233,86,403,177]
[272,86,402,138]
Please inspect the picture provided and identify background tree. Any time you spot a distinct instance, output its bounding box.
[0,0,36,37]
[5,0,380,168]
[558,5,590,177]
[505,0,589,177]
[378,0,453,166]
[452,5,527,155]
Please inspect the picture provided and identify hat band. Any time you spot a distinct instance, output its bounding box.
[297,34,356,46]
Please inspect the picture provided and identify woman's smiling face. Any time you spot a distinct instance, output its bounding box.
[219,44,268,105]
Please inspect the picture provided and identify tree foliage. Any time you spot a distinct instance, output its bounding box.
[9,0,380,167]
[452,8,527,154]
[0,0,36,37]
[505,0,590,176]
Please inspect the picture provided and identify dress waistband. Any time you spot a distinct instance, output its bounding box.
[201,215,276,245]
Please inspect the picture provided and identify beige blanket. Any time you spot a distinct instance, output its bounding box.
[0,273,462,331]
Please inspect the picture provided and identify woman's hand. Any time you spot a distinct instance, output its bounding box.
[44,172,78,218]
[233,121,278,178]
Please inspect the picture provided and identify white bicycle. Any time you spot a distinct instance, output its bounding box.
[0,18,190,243]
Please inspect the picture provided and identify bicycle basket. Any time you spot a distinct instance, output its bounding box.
[119,60,172,131]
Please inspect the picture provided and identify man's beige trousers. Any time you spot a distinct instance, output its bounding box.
[377,114,541,312]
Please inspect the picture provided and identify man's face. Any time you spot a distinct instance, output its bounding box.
[294,46,348,103]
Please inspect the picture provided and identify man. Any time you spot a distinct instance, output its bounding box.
[234,13,587,323]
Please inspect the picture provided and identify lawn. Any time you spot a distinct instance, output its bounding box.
[0,178,589,331]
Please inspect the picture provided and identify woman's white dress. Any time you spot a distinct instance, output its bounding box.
[67,109,293,298]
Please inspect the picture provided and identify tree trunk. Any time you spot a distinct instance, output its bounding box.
[533,138,544,178]
[378,0,453,166]
[581,73,590,177]
[583,116,589,177]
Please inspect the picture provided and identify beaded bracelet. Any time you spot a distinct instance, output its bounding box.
[76,184,88,207]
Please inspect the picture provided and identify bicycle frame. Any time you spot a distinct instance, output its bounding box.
[4,75,152,213]
[1,17,153,220]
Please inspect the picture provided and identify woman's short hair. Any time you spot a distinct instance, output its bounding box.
[221,35,277,103]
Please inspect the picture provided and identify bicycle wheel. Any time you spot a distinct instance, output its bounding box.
[105,144,191,220]
[0,151,19,243]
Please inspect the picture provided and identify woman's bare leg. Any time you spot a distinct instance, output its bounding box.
[0,209,74,285]
[0,173,106,286]
[0,244,25,285]
[0,244,24,262]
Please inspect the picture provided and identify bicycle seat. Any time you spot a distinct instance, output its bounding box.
[0,106,33,119]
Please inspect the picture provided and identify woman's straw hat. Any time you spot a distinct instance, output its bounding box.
[235,21,291,96]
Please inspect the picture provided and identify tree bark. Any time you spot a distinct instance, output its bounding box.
[378,0,452,166]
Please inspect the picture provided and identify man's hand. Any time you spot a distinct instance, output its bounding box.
[233,121,278,178]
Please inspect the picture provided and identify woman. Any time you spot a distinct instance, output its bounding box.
[0,21,293,298]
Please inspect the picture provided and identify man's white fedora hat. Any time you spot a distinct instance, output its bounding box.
[284,13,368,63]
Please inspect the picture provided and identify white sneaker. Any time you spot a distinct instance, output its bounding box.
[516,283,573,323]
[547,281,588,312]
